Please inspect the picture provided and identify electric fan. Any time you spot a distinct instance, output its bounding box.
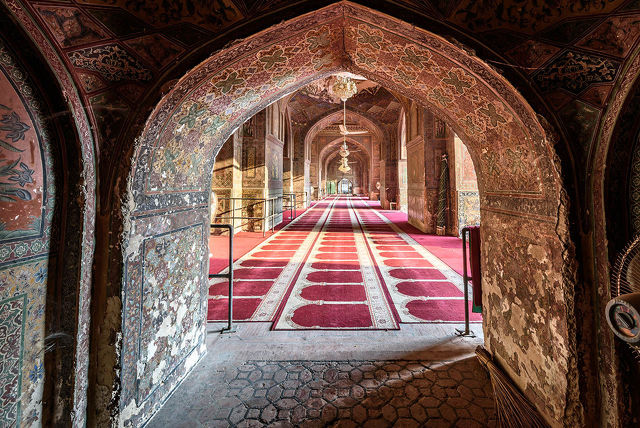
[606,233,640,358]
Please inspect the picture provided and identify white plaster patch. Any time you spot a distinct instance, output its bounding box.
[146,341,157,361]
[152,360,167,386]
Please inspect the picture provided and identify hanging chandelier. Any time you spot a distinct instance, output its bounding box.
[339,139,350,158]
[333,75,357,175]
[332,76,358,102]
[338,156,351,173]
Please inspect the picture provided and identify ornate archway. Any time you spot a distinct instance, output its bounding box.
[319,136,372,195]
[0,9,97,426]
[304,108,386,157]
[98,3,578,426]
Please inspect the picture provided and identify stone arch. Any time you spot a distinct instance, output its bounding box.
[318,136,372,194]
[305,109,384,198]
[589,42,640,427]
[0,9,97,426]
[319,136,372,167]
[104,2,577,425]
[324,149,369,194]
[304,109,386,157]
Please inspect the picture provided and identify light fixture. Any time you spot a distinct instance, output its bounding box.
[339,138,350,158]
[338,156,351,173]
[332,76,358,102]
[332,75,358,175]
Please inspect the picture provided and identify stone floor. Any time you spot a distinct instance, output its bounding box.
[147,322,494,427]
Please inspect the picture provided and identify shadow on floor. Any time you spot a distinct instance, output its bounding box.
[148,344,496,427]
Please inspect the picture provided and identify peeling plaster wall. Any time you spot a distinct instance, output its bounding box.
[119,209,208,427]
[482,208,578,426]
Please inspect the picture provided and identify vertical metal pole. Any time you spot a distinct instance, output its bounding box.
[227,224,233,332]
[210,223,235,334]
[262,199,266,237]
[462,228,470,335]
[456,227,473,337]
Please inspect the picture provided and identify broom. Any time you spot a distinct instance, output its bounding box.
[476,346,549,428]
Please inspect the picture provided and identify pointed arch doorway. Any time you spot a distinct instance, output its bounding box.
[95,2,579,426]
[338,178,353,194]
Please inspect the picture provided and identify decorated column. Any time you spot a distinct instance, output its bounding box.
[211,130,243,231]
[241,105,285,231]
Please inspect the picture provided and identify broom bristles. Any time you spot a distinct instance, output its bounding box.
[476,346,550,428]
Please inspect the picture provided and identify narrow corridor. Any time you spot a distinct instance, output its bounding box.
[208,196,480,329]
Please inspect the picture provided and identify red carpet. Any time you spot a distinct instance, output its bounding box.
[208,204,325,321]
[353,198,481,323]
[271,197,399,330]
[208,196,481,325]
[208,207,310,275]
[377,208,470,277]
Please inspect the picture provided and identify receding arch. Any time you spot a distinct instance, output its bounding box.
[304,108,386,157]
[102,2,577,426]
[318,137,373,195]
[318,136,372,195]
[319,136,373,167]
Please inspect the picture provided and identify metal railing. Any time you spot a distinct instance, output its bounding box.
[282,193,297,220]
[209,223,235,334]
[214,196,282,236]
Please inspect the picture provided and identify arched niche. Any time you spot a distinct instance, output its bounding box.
[0,10,96,426]
[97,3,577,426]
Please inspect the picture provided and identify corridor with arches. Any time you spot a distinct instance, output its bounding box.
[207,196,479,328]
[154,194,490,426]
[2,0,640,427]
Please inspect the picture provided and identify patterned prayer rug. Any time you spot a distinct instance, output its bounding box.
[207,197,337,321]
[270,197,399,330]
[352,199,481,323]
[209,196,481,326]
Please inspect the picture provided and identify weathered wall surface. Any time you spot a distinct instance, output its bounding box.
[0,38,56,427]
[119,209,208,427]
[482,209,576,426]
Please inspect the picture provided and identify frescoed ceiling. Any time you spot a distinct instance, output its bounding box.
[8,0,640,206]
[287,77,402,128]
